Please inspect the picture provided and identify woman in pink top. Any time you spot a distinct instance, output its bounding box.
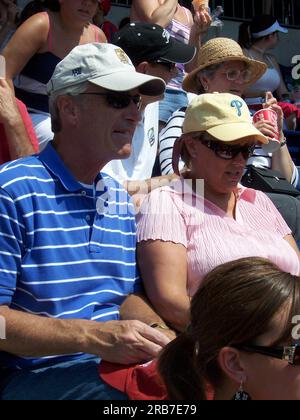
[137,92,300,333]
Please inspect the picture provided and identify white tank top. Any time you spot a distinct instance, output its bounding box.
[245,51,281,94]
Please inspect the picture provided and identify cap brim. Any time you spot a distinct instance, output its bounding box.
[99,361,130,393]
[162,38,196,64]
[183,57,267,94]
[207,122,268,144]
[277,26,288,33]
[99,360,167,400]
[90,71,166,96]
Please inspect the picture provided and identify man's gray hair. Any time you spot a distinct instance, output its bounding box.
[49,82,90,133]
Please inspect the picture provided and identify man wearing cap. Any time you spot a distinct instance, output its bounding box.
[0,43,171,400]
[102,22,195,187]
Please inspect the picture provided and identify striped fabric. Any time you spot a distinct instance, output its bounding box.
[14,52,61,114]
[158,106,299,186]
[166,17,190,91]
[137,181,299,297]
[0,144,140,369]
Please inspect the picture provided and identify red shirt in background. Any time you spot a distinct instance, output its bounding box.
[0,99,38,165]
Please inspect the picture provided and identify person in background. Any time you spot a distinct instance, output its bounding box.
[130,0,211,129]
[2,0,107,150]
[238,14,294,128]
[0,77,38,163]
[158,257,300,400]
[93,0,118,42]
[0,0,19,51]
[159,37,300,243]
[119,16,130,30]
[137,93,299,333]
[103,22,195,187]
[0,43,170,401]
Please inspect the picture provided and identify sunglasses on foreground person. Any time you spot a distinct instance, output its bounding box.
[99,257,300,400]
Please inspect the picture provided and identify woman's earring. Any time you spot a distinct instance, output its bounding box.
[233,381,251,400]
[203,84,209,92]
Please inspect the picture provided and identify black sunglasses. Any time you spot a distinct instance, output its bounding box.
[234,343,300,365]
[150,60,176,72]
[196,138,256,160]
[79,92,142,110]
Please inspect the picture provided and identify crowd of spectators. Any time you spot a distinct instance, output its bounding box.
[0,0,300,401]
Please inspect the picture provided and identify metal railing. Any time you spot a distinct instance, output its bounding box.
[111,0,300,28]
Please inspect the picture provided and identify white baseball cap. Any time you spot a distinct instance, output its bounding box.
[47,43,166,96]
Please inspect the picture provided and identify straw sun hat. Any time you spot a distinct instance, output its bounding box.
[183,37,267,94]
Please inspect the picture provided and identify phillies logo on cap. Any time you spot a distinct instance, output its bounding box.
[231,99,243,117]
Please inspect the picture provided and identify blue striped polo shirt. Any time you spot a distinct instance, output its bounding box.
[0,144,141,369]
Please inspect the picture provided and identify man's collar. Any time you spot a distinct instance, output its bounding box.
[38,143,84,192]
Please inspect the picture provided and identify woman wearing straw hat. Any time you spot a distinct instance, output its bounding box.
[158,37,300,243]
[137,92,300,333]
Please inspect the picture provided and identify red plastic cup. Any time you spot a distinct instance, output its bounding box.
[253,108,281,153]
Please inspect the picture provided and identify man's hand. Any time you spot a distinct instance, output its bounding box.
[91,319,171,365]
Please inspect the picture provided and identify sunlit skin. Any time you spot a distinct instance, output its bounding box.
[197,60,249,97]
[75,87,142,161]
[148,62,178,84]
[184,132,255,212]
[59,0,99,24]
[53,85,142,184]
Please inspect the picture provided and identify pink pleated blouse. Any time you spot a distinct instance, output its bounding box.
[137,180,299,297]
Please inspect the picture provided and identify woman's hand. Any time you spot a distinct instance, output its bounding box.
[190,9,211,36]
[263,91,284,134]
[253,118,278,141]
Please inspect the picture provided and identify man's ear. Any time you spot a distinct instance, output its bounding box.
[136,61,150,74]
[56,95,78,126]
[218,347,247,385]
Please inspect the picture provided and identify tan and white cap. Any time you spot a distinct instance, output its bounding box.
[47,43,166,96]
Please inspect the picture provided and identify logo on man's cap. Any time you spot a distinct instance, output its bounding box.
[72,67,82,77]
[162,29,170,44]
[115,48,130,65]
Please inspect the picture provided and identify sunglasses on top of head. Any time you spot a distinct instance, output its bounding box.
[233,342,300,366]
[150,60,176,72]
[79,91,142,110]
[192,136,256,160]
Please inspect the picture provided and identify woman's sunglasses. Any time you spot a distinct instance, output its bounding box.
[234,343,300,365]
[195,138,256,160]
[79,92,142,110]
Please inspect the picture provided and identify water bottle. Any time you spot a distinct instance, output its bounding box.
[210,5,224,27]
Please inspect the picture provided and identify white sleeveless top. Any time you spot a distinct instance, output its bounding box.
[245,50,281,95]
